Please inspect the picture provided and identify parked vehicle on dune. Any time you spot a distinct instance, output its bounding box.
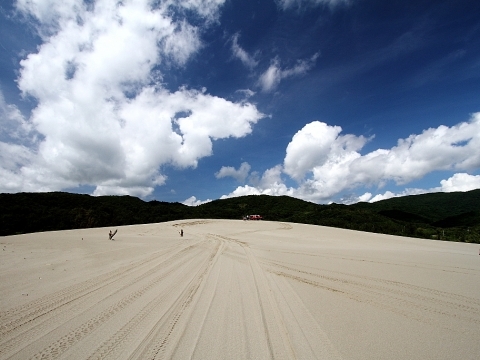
[248,215,262,220]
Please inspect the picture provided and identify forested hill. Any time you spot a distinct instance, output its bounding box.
[351,190,480,223]
[1,190,479,243]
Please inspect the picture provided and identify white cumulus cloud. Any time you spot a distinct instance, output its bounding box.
[283,121,368,181]
[220,165,296,200]
[183,195,212,206]
[281,114,480,202]
[368,188,429,203]
[439,173,480,192]
[218,113,480,204]
[215,162,251,182]
[0,0,265,197]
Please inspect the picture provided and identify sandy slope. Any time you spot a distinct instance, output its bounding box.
[1,219,479,360]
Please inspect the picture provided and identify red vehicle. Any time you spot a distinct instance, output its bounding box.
[248,215,262,220]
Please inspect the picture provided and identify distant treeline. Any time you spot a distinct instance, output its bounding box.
[1,190,479,243]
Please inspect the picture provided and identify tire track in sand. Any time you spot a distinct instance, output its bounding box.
[211,233,297,359]
[132,237,224,360]
[0,246,177,336]
[85,241,221,360]
[1,242,201,359]
[173,241,254,360]
[266,260,480,331]
[210,233,347,359]
[267,272,343,359]
[243,244,296,360]
[22,243,206,360]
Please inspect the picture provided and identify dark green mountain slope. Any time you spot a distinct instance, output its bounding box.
[0,192,192,236]
[195,195,319,222]
[432,211,480,228]
[1,191,479,242]
[351,189,480,223]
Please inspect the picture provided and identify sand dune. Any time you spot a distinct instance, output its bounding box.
[1,220,479,359]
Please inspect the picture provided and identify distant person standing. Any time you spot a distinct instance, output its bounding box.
[180,229,184,237]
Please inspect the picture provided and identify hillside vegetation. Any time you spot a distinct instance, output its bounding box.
[1,190,479,243]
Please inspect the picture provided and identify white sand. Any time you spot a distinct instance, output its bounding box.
[1,219,479,359]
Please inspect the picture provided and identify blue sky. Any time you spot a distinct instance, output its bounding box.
[1,0,480,205]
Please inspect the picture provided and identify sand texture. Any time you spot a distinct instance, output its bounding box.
[1,219,479,359]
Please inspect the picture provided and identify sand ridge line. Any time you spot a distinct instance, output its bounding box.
[2,241,207,359]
